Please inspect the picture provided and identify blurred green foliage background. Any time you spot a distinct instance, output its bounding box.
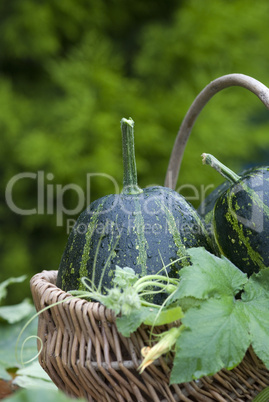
[1,0,269,303]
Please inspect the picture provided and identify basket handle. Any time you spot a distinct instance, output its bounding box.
[164,73,269,190]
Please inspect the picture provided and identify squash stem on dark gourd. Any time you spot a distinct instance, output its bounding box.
[121,117,143,195]
[202,153,241,184]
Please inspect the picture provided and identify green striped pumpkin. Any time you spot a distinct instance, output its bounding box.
[197,166,257,255]
[198,166,258,222]
[197,180,230,255]
[203,153,269,276]
[198,181,230,224]
[56,119,213,303]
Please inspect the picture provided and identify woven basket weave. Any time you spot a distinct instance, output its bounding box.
[30,270,269,402]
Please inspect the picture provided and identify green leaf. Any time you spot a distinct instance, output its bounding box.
[0,275,27,304]
[15,361,53,382]
[170,296,250,384]
[242,268,269,300]
[0,306,38,379]
[116,307,152,337]
[0,299,34,324]
[0,360,11,381]
[172,247,247,301]
[116,305,183,337]
[143,306,183,326]
[13,375,57,391]
[4,388,87,402]
[241,269,269,369]
[175,296,202,312]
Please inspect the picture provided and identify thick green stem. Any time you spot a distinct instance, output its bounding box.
[140,300,162,309]
[135,281,177,294]
[202,153,241,184]
[121,118,143,195]
[134,274,179,289]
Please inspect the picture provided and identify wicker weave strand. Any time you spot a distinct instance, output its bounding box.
[30,270,269,402]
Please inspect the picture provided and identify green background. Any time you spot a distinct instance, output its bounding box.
[1,0,269,303]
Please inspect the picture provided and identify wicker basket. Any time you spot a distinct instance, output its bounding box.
[30,270,269,402]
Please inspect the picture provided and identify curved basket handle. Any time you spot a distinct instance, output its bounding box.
[164,73,269,190]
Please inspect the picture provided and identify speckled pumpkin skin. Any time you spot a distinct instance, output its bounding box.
[213,168,269,276]
[57,186,212,301]
[197,166,262,256]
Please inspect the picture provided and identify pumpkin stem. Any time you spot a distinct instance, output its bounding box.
[121,118,143,194]
[202,153,241,184]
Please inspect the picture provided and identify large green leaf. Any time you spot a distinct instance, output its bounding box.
[5,389,87,402]
[172,247,247,302]
[241,269,269,369]
[0,276,27,304]
[0,299,34,324]
[170,296,250,384]
[0,306,38,380]
[13,361,57,390]
[116,305,184,337]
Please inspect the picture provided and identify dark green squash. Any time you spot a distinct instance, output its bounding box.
[197,166,257,255]
[56,119,213,303]
[198,166,258,221]
[202,153,269,276]
[197,181,230,255]
[198,181,230,223]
